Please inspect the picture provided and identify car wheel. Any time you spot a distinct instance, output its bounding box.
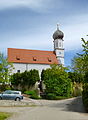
[0,97,2,100]
[15,97,20,101]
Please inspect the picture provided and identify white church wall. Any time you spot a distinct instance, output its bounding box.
[27,64,50,76]
[12,63,27,73]
[12,63,50,76]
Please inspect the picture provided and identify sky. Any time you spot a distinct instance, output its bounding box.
[0,0,88,66]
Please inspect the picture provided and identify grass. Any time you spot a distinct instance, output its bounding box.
[0,112,11,120]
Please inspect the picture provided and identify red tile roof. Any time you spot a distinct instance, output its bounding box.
[8,48,58,65]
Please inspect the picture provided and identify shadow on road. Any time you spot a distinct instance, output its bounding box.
[64,97,86,113]
[49,97,87,113]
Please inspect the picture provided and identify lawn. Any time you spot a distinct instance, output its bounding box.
[0,112,11,120]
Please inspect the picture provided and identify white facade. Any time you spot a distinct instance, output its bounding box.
[12,63,50,76]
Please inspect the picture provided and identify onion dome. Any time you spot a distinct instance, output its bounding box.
[53,24,64,40]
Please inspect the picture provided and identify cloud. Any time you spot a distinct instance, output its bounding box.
[0,0,62,12]
[62,13,88,51]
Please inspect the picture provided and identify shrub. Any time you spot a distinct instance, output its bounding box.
[46,93,57,100]
[24,90,41,99]
[24,90,36,95]
[0,84,11,92]
[72,82,82,97]
[82,72,88,112]
[41,64,72,99]
[82,83,88,112]
[45,93,71,100]
[10,69,40,91]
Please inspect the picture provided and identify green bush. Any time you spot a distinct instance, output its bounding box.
[45,93,71,100]
[24,90,36,95]
[0,84,11,92]
[41,64,72,99]
[82,83,88,112]
[24,90,41,99]
[10,69,40,91]
[72,83,82,97]
[46,93,57,100]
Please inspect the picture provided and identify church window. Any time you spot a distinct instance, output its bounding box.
[17,70,20,73]
[33,57,37,61]
[59,42,61,47]
[48,57,52,62]
[56,42,58,47]
[16,56,20,60]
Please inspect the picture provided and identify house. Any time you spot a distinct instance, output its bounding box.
[8,25,64,75]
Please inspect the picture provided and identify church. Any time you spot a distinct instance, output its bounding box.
[8,25,64,75]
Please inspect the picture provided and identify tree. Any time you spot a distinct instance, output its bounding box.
[41,64,72,99]
[71,37,88,75]
[10,69,40,91]
[68,72,83,83]
[0,52,13,84]
[71,36,88,111]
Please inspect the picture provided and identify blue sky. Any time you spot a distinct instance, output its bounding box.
[0,0,88,66]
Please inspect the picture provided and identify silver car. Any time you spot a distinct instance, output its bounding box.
[0,90,23,101]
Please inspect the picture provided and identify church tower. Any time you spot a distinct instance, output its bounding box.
[53,24,64,65]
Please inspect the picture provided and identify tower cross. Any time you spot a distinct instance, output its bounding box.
[57,24,59,30]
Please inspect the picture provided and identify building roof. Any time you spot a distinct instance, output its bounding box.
[8,48,58,65]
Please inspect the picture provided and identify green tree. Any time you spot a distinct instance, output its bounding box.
[72,37,88,76]
[10,69,40,91]
[30,69,40,85]
[71,36,88,111]
[41,64,72,99]
[0,52,13,84]
[68,72,83,83]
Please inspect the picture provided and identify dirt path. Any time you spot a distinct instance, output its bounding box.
[0,97,88,120]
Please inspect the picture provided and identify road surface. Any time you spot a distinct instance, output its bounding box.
[0,97,88,120]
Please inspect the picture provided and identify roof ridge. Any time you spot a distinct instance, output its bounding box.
[8,48,54,52]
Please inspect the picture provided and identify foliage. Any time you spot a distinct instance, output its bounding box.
[0,52,13,84]
[71,36,88,111]
[41,64,72,99]
[82,71,88,112]
[24,90,36,95]
[71,38,88,75]
[30,69,40,86]
[82,83,88,111]
[24,90,41,99]
[10,69,40,91]
[72,82,82,97]
[45,93,71,100]
[0,84,11,92]
[68,72,83,83]
[0,112,11,120]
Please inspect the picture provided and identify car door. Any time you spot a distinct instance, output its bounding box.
[2,91,12,100]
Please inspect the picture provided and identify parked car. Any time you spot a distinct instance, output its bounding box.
[0,90,23,101]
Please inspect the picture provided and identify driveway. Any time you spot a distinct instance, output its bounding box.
[0,97,88,120]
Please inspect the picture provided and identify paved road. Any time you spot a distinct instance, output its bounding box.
[0,97,88,120]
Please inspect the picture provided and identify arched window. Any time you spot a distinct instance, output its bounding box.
[56,42,58,47]
[59,42,61,47]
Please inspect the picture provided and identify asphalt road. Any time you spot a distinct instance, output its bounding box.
[0,97,88,120]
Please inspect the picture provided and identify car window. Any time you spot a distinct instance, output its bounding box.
[4,91,12,94]
[12,92,19,94]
